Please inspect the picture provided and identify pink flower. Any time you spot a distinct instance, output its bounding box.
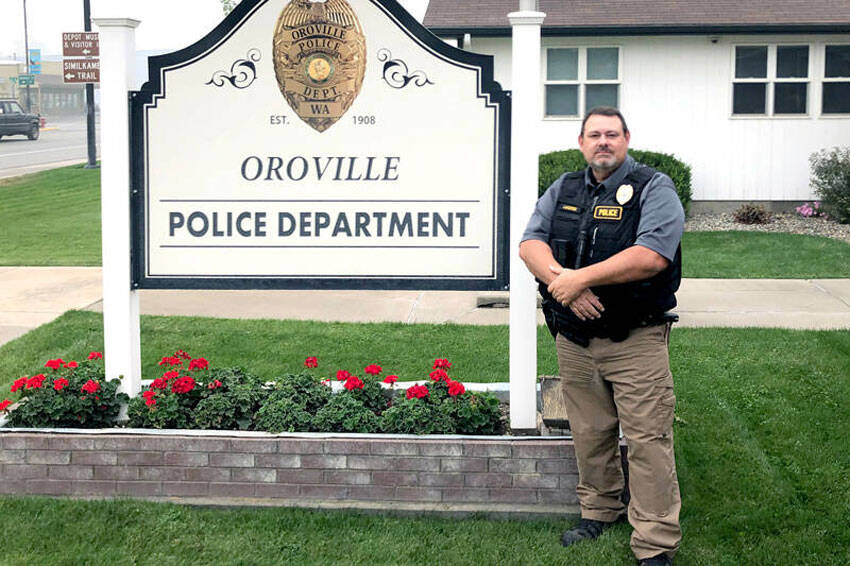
[81,380,100,394]
[383,375,398,385]
[429,369,448,382]
[207,379,223,390]
[26,374,46,389]
[432,358,452,370]
[171,376,196,394]
[188,358,209,371]
[336,370,351,381]
[44,358,64,370]
[63,361,78,369]
[304,356,318,368]
[0,399,12,412]
[448,380,466,397]
[364,364,382,375]
[53,378,69,391]
[87,351,103,360]
[406,384,429,399]
[344,376,364,390]
[11,377,27,393]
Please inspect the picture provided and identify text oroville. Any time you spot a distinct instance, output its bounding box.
[240,155,400,182]
[168,211,471,238]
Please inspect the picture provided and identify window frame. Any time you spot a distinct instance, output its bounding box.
[730,43,812,119]
[821,43,850,117]
[543,45,622,120]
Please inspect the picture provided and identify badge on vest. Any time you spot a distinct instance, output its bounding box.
[616,184,634,205]
[593,205,623,220]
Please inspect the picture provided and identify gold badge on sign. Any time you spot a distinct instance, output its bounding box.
[273,0,366,132]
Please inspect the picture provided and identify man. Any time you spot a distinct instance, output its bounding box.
[519,107,684,566]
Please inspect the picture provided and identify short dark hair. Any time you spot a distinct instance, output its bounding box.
[580,106,629,136]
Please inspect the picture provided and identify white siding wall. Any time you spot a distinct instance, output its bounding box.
[468,34,850,201]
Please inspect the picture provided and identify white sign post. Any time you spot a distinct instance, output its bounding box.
[508,1,545,432]
[93,18,142,398]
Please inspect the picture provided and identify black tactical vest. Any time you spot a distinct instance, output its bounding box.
[539,164,682,346]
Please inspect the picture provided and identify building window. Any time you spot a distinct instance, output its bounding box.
[732,45,809,116]
[545,47,619,118]
[823,45,850,114]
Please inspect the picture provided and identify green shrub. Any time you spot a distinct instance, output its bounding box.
[312,393,380,433]
[349,377,390,415]
[733,203,772,225]
[4,356,127,428]
[538,149,693,214]
[128,392,191,429]
[446,392,503,435]
[193,369,269,430]
[270,373,330,414]
[810,147,850,223]
[381,397,455,435]
[254,394,315,433]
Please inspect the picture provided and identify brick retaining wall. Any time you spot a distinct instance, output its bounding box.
[0,431,626,517]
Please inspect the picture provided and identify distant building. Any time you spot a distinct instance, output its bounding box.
[423,0,850,209]
[0,59,87,116]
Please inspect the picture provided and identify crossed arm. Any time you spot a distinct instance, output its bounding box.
[518,239,669,320]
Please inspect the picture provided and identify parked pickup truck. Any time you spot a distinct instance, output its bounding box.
[0,98,40,141]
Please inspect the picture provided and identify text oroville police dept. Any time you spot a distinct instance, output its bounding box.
[165,155,473,241]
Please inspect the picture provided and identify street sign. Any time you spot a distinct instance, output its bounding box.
[62,32,99,57]
[18,74,35,86]
[29,49,41,75]
[63,59,100,84]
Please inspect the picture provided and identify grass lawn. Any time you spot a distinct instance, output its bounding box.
[3,166,850,278]
[2,315,849,564]
[0,164,101,266]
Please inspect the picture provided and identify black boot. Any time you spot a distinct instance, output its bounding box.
[560,518,618,547]
[638,553,672,566]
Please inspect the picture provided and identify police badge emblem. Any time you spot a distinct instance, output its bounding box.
[273,0,367,132]
[616,184,634,205]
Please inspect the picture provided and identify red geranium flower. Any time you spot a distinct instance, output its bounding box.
[175,349,191,360]
[432,358,452,370]
[364,364,382,375]
[63,361,78,369]
[188,357,209,371]
[44,358,64,370]
[145,398,157,407]
[162,370,179,381]
[207,379,223,390]
[171,376,196,394]
[383,375,398,385]
[429,369,448,382]
[158,356,181,367]
[343,376,364,390]
[406,384,429,399]
[87,351,103,360]
[304,356,318,368]
[81,380,100,394]
[53,378,69,391]
[10,377,27,393]
[0,399,12,411]
[26,374,46,389]
[336,370,351,381]
[150,378,168,389]
[142,389,156,400]
[447,380,465,397]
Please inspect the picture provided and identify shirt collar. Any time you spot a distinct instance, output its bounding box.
[584,154,635,192]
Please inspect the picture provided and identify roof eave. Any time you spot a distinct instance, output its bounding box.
[427,23,850,37]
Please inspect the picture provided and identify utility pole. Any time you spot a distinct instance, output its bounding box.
[83,0,98,168]
[23,0,31,112]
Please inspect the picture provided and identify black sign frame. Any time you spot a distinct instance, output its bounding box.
[130,0,510,290]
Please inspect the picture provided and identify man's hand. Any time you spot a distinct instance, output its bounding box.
[569,288,605,321]
[546,265,603,320]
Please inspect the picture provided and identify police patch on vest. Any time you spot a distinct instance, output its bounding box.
[273,0,367,133]
[593,206,623,220]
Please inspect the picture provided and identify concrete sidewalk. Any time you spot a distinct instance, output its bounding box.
[1,266,849,347]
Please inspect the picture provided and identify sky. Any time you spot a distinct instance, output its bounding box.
[0,0,226,61]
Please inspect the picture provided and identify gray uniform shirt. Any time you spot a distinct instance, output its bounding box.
[521,155,685,263]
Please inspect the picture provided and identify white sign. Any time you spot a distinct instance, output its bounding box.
[132,0,508,289]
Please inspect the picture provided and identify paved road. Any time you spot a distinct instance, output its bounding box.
[0,115,101,179]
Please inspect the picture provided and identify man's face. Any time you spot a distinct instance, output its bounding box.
[578,114,630,176]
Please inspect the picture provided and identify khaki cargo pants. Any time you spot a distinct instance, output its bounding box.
[556,323,681,560]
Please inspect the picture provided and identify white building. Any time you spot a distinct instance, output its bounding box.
[422,0,850,210]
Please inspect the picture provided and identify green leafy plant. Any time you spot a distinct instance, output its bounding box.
[381,395,455,435]
[253,373,332,433]
[539,148,693,214]
[447,392,504,435]
[193,368,269,430]
[2,352,128,428]
[810,147,850,223]
[733,203,773,225]
[312,393,380,433]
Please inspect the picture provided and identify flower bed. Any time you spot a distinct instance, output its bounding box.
[2,352,503,436]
